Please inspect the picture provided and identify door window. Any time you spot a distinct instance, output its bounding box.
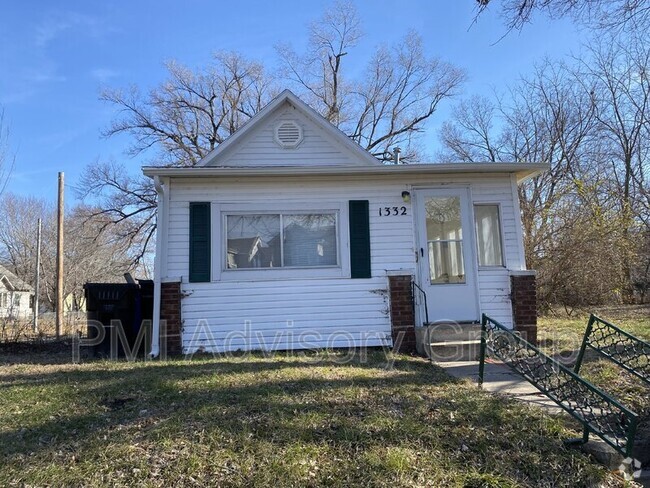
[425,197,465,284]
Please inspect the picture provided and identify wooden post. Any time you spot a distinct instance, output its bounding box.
[33,218,41,333]
[56,172,64,339]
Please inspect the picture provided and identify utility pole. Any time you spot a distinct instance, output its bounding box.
[56,172,64,339]
[33,218,41,333]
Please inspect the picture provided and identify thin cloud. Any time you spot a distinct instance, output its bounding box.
[0,88,36,105]
[23,71,67,84]
[36,128,86,152]
[90,68,119,83]
[34,12,110,48]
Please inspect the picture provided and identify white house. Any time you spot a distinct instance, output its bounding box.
[143,90,546,356]
[0,264,34,321]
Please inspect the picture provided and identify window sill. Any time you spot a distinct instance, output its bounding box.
[217,266,349,282]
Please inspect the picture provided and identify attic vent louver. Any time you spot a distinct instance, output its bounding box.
[274,120,303,148]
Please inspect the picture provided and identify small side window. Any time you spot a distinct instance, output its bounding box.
[474,205,504,267]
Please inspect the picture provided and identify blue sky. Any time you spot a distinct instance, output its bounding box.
[0,1,587,202]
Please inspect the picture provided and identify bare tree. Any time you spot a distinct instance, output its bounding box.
[83,52,277,264]
[476,0,650,32]
[87,1,465,263]
[102,51,277,167]
[439,60,613,308]
[440,33,650,307]
[77,161,158,264]
[578,34,650,298]
[0,194,48,283]
[439,95,504,163]
[582,35,650,223]
[0,193,133,312]
[279,2,465,161]
[349,32,465,161]
[277,0,362,127]
[59,204,134,310]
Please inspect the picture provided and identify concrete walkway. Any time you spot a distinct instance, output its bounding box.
[438,358,562,413]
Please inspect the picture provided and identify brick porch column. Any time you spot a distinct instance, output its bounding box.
[160,280,182,356]
[388,274,416,353]
[510,271,537,345]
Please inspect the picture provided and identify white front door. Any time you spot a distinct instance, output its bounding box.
[415,188,480,322]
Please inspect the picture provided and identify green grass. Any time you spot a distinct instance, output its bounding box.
[0,349,621,487]
[537,306,650,414]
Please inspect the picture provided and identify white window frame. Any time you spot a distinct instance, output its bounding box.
[473,203,506,269]
[214,202,350,281]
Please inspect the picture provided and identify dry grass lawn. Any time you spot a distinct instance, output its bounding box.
[0,345,631,488]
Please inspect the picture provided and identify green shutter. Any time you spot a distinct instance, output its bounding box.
[349,200,371,279]
[189,202,211,283]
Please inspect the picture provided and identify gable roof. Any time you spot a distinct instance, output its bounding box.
[196,89,382,168]
[0,264,33,292]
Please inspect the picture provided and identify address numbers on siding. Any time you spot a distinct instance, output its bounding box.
[378,206,407,216]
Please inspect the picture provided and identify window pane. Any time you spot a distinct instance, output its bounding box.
[226,215,281,269]
[426,197,462,241]
[425,197,465,284]
[474,205,504,266]
[428,241,465,284]
[283,214,337,267]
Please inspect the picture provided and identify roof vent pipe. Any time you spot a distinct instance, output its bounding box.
[393,147,401,165]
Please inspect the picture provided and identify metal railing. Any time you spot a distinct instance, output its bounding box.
[574,314,650,386]
[479,313,639,457]
[411,281,429,325]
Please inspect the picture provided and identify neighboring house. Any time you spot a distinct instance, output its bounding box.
[64,292,87,314]
[144,90,547,355]
[0,264,34,320]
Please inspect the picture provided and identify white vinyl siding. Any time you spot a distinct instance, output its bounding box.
[0,288,33,320]
[215,104,362,167]
[164,174,525,353]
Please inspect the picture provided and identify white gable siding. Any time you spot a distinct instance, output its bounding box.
[215,103,362,167]
[0,284,33,320]
[164,174,524,353]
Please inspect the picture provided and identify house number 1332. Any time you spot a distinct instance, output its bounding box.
[379,206,407,216]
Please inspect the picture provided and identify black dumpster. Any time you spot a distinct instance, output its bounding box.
[84,280,153,358]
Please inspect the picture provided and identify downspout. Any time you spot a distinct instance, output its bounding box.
[150,175,165,358]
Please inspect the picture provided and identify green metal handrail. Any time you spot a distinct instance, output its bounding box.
[479,313,639,458]
[574,314,650,385]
